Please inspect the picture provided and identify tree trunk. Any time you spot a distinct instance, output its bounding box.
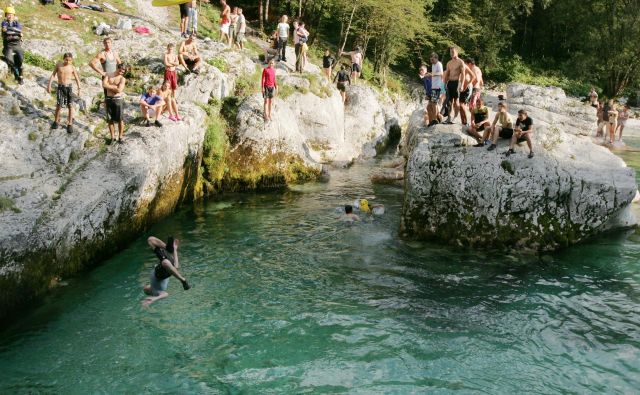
[259,0,264,31]
[298,0,303,18]
[265,0,270,23]
[339,1,357,55]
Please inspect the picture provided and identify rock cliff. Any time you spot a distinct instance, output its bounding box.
[401,85,638,251]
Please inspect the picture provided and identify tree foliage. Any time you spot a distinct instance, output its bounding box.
[232,0,640,96]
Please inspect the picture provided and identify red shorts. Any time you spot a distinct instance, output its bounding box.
[164,69,177,90]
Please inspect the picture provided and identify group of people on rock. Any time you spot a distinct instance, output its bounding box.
[217,0,247,49]
[418,47,535,158]
[590,88,631,144]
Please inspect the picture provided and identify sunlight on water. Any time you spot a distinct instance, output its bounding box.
[0,155,639,393]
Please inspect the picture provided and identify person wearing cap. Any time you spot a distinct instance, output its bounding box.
[505,109,535,158]
[1,6,24,84]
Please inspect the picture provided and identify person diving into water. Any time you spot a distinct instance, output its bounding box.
[143,236,190,306]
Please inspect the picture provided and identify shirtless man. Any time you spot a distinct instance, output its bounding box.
[163,43,182,122]
[219,0,231,44]
[466,58,483,110]
[458,60,476,126]
[47,52,81,133]
[179,34,201,74]
[102,63,126,144]
[443,47,466,124]
[89,37,122,118]
[340,47,363,84]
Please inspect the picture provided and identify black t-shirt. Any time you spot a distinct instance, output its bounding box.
[516,116,533,131]
[337,70,350,83]
[602,105,610,121]
[153,247,174,280]
[322,55,335,69]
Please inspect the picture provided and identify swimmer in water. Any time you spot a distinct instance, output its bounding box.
[343,204,360,222]
[359,199,385,215]
[142,236,190,306]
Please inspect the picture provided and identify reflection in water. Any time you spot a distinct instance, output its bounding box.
[0,156,639,393]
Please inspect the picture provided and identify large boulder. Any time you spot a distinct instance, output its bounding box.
[507,84,596,135]
[0,84,207,319]
[401,86,638,251]
[234,83,404,165]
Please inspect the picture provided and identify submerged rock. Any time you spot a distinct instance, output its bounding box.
[401,85,638,251]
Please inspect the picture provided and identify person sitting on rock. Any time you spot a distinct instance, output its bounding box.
[102,63,126,144]
[342,205,360,222]
[1,7,24,84]
[159,80,181,122]
[418,65,432,125]
[468,97,491,146]
[261,59,278,122]
[139,86,164,127]
[179,34,201,74]
[265,29,280,63]
[47,52,81,133]
[505,109,534,158]
[143,236,190,306]
[334,64,351,104]
[486,102,514,151]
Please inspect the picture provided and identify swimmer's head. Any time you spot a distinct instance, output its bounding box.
[359,199,370,213]
[345,205,353,214]
[165,236,175,253]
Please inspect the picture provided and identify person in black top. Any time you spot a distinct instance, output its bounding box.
[322,49,335,80]
[506,109,535,158]
[1,7,24,84]
[142,236,190,306]
[333,64,351,104]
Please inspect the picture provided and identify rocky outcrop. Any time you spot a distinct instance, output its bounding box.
[234,83,410,166]
[401,85,638,251]
[0,76,207,319]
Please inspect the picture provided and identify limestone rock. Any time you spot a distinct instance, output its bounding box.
[401,97,638,251]
[179,65,234,104]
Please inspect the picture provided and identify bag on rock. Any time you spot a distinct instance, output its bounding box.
[116,18,132,30]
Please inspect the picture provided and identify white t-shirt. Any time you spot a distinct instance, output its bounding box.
[277,22,289,38]
[431,61,443,89]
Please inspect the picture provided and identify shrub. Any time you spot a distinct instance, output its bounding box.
[24,51,56,71]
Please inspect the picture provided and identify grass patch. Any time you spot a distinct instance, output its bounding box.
[28,131,37,141]
[196,112,230,197]
[69,150,81,162]
[234,65,262,97]
[24,51,56,71]
[0,196,21,213]
[197,3,222,40]
[207,57,228,72]
[278,84,297,99]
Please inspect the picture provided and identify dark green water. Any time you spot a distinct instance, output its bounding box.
[1,148,640,394]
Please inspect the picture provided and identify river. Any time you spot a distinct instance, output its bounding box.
[0,133,639,393]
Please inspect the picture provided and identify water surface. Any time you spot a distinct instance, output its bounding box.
[0,149,639,394]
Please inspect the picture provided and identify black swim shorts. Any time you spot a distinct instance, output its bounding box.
[263,86,275,99]
[57,84,73,107]
[351,63,361,73]
[499,127,514,139]
[459,86,472,104]
[447,80,459,100]
[179,3,189,18]
[337,81,347,92]
[105,96,123,123]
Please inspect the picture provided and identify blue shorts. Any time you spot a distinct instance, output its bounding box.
[150,269,169,296]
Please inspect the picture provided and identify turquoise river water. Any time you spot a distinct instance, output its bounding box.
[1,141,640,394]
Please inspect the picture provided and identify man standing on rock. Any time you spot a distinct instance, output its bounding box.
[1,7,24,84]
[458,61,476,127]
[179,2,189,38]
[427,53,444,126]
[261,59,278,121]
[47,52,81,133]
[179,33,201,74]
[505,109,534,158]
[466,58,483,110]
[143,236,190,306]
[443,47,466,124]
[340,47,363,84]
[102,63,126,144]
[277,15,290,62]
[219,0,231,44]
[236,7,246,50]
[90,37,122,119]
